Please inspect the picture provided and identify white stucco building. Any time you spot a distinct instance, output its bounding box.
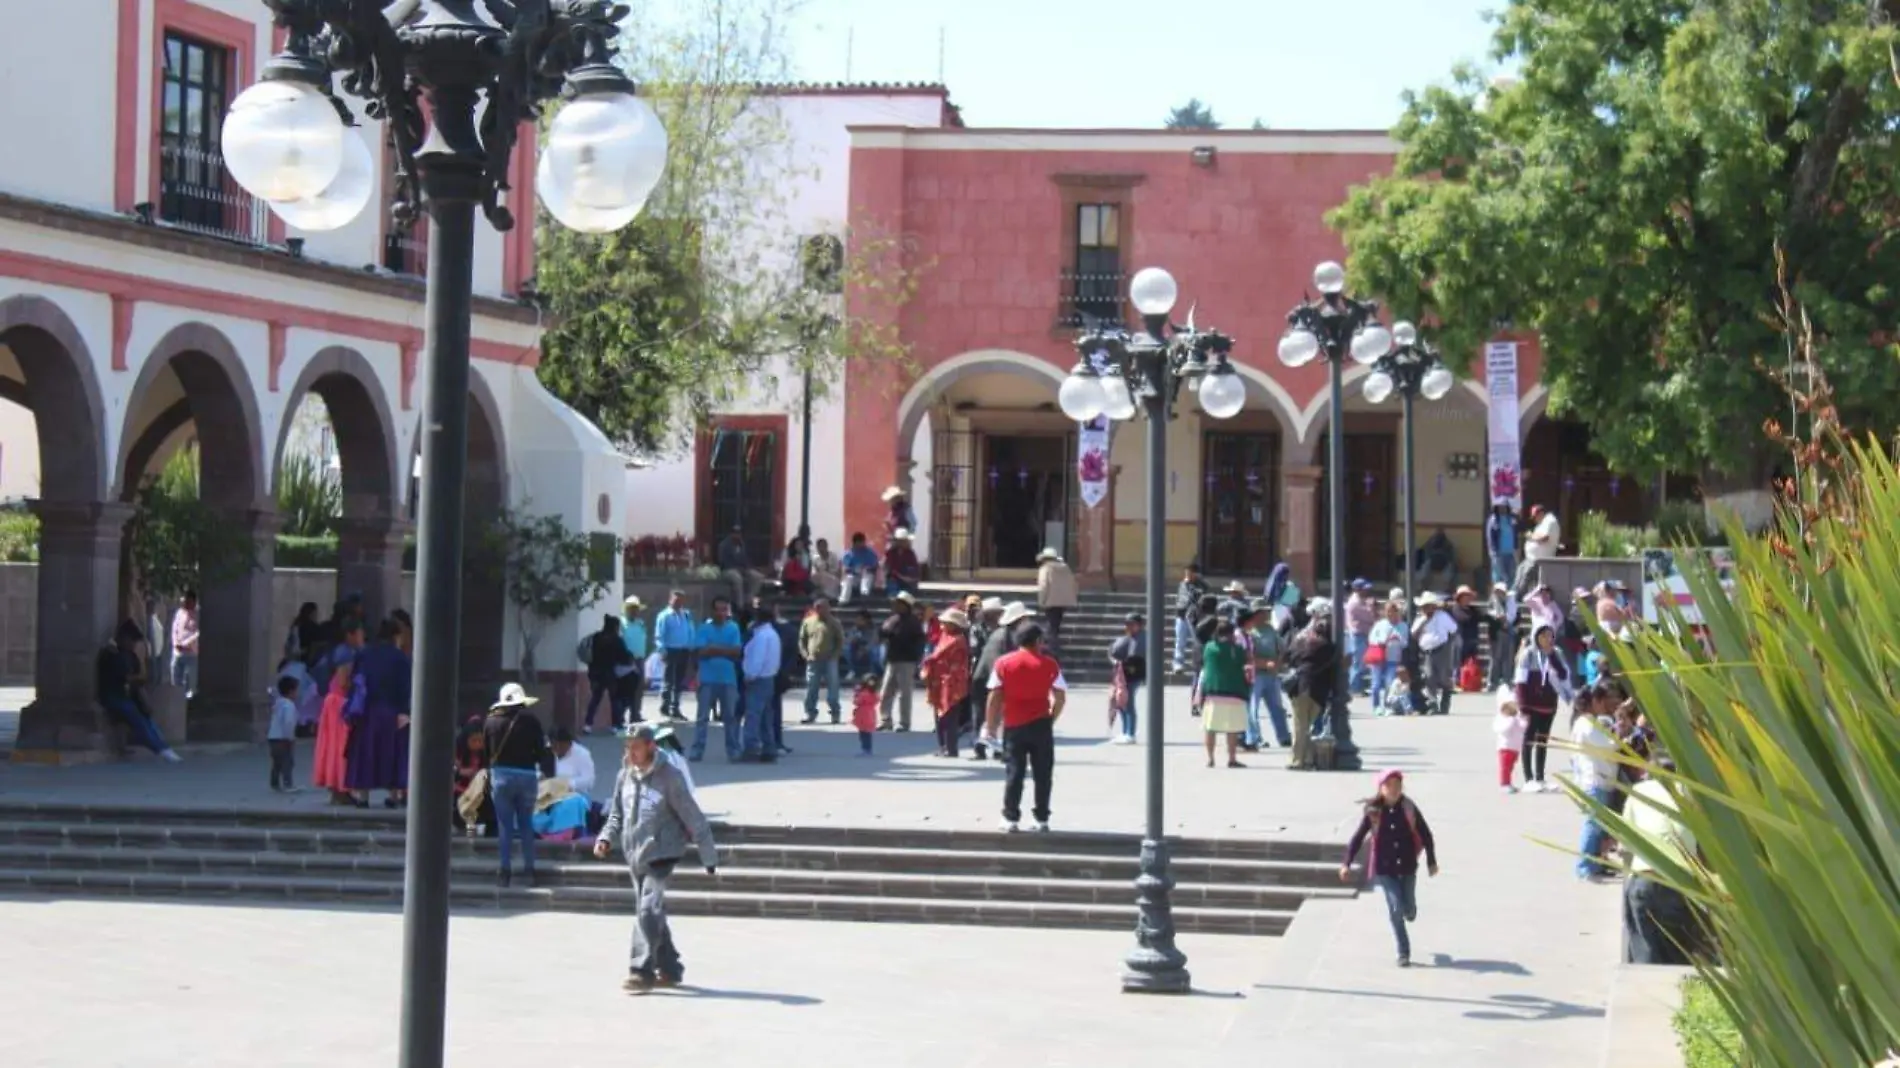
[621,84,958,564]
[0,0,627,755]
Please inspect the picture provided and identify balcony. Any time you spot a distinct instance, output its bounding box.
[157,139,270,245]
[1055,270,1127,330]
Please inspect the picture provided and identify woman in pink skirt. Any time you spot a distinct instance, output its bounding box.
[312,627,363,803]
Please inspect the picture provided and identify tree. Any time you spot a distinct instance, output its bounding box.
[1165,98,1220,129]
[1328,0,1900,493]
[533,0,919,455]
[125,445,259,605]
[476,507,616,681]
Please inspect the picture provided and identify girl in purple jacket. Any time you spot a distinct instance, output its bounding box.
[1341,768,1440,966]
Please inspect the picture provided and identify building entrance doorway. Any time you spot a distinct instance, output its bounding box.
[980,434,1073,569]
[1200,431,1279,577]
[1317,431,1396,583]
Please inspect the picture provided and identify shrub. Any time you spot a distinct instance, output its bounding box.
[276,452,341,538]
[1575,510,1658,557]
[1675,976,1743,1068]
[275,534,339,568]
[0,509,39,562]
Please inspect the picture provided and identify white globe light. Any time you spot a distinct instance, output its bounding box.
[1198,370,1246,420]
[1101,374,1137,421]
[221,80,346,202]
[1363,371,1396,405]
[267,127,374,232]
[1350,323,1393,364]
[1278,329,1321,368]
[1421,365,1456,401]
[1393,320,1418,347]
[1313,261,1347,295]
[1058,372,1108,421]
[540,92,668,233]
[1129,267,1179,316]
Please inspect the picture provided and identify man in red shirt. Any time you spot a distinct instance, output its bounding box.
[984,623,1067,833]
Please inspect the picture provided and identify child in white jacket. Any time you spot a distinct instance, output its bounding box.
[1493,689,1527,794]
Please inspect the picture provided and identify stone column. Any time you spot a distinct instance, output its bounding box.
[1282,465,1321,593]
[335,515,411,625]
[13,501,134,761]
[1077,465,1118,590]
[192,508,280,743]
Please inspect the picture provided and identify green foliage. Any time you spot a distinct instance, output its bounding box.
[1676,976,1744,1068]
[1574,510,1659,557]
[1328,0,1900,483]
[1164,98,1220,129]
[534,0,919,456]
[476,507,616,677]
[1585,439,1900,1066]
[0,509,39,563]
[276,452,341,538]
[275,534,339,569]
[127,445,257,600]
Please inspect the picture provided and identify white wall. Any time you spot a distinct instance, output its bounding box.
[0,0,118,210]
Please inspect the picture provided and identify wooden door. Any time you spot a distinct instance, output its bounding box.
[1199,431,1279,577]
[1317,432,1396,584]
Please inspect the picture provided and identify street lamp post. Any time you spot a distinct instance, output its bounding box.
[1058,268,1245,994]
[1362,322,1455,616]
[1276,261,1391,773]
[221,5,667,1066]
[792,314,837,546]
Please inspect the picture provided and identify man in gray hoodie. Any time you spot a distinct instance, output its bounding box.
[593,724,720,993]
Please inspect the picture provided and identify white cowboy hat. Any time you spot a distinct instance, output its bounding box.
[490,682,538,710]
[623,594,644,610]
[893,590,916,605]
[1035,547,1062,563]
[1223,580,1249,595]
[892,527,914,541]
[999,601,1034,627]
[1388,587,1406,603]
[980,596,1004,613]
[939,608,970,630]
[1415,591,1446,608]
[880,485,906,502]
[1306,597,1333,615]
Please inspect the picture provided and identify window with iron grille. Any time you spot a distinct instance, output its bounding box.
[1071,204,1122,327]
[158,32,235,233]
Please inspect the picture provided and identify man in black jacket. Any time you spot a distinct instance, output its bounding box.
[1172,563,1209,675]
[970,601,1020,760]
[879,591,928,731]
[1286,613,1338,771]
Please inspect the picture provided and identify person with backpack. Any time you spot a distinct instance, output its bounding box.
[1340,768,1440,967]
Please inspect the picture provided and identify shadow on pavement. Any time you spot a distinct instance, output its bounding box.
[666,986,822,1006]
[1251,983,1603,1022]
[1428,952,1532,976]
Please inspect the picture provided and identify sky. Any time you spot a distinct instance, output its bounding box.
[786,0,1507,130]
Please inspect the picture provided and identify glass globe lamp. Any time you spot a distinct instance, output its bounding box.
[221,80,346,203]
[540,92,669,233]
[1129,267,1179,317]
[1277,329,1320,368]
[1100,373,1137,421]
[267,128,374,232]
[1312,261,1346,295]
[1058,366,1108,422]
[1197,366,1245,420]
[1350,323,1393,364]
[1362,371,1395,405]
[1421,365,1455,401]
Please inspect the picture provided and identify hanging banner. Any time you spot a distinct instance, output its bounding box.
[1485,341,1522,506]
[1078,415,1110,508]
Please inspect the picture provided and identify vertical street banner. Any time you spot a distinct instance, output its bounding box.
[1485,341,1522,506]
[1078,415,1110,508]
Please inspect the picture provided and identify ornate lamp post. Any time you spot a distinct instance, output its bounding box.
[220,4,666,1066]
[1057,267,1245,994]
[1363,322,1454,616]
[1276,260,1391,772]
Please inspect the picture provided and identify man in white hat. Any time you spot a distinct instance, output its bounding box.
[884,528,922,596]
[1034,548,1078,646]
[617,594,650,728]
[968,598,1011,759]
[1411,591,1459,716]
[880,485,919,551]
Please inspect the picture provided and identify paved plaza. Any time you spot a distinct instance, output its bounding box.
[0,688,1627,1066]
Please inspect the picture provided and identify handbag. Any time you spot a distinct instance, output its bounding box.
[1459,656,1483,692]
[1365,642,1388,667]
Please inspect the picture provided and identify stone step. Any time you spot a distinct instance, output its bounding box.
[0,822,1338,887]
[0,802,1332,862]
[0,868,1295,935]
[0,844,1338,911]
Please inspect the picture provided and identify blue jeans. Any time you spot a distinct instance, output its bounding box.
[743,678,779,756]
[1578,784,1618,878]
[1118,681,1140,740]
[103,696,169,755]
[1491,550,1515,588]
[1172,616,1194,669]
[489,767,539,875]
[690,681,739,761]
[1345,633,1369,693]
[803,658,841,721]
[1250,674,1290,746]
[170,652,198,697]
[844,643,879,679]
[1370,661,1399,711]
[1373,873,1418,958]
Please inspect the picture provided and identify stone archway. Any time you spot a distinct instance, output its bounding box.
[0,295,119,756]
[273,346,405,625]
[117,322,274,743]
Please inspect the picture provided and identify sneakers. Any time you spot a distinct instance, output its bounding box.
[1501,784,1518,794]
[160,749,183,763]
[1522,780,1543,794]
[622,974,654,995]
[1397,955,1412,968]
[999,819,1020,833]
[1031,820,1051,833]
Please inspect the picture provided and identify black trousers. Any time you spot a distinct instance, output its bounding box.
[661,650,692,718]
[1521,710,1557,782]
[935,697,965,755]
[1624,874,1700,965]
[1046,607,1067,644]
[268,739,294,790]
[1001,716,1055,824]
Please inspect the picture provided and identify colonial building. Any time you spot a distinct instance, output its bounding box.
[0,0,625,758]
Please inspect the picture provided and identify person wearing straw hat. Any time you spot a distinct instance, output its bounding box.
[617,594,650,727]
[594,723,719,994]
[1034,548,1078,646]
[879,591,927,731]
[923,608,972,757]
[483,683,555,887]
[884,528,922,596]
[1411,591,1459,716]
[880,485,919,552]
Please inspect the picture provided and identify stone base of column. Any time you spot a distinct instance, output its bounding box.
[14,500,133,762]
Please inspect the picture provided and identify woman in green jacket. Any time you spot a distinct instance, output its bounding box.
[1200,620,1252,768]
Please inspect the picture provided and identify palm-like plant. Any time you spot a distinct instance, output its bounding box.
[1589,439,1900,1067]
[276,452,341,538]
